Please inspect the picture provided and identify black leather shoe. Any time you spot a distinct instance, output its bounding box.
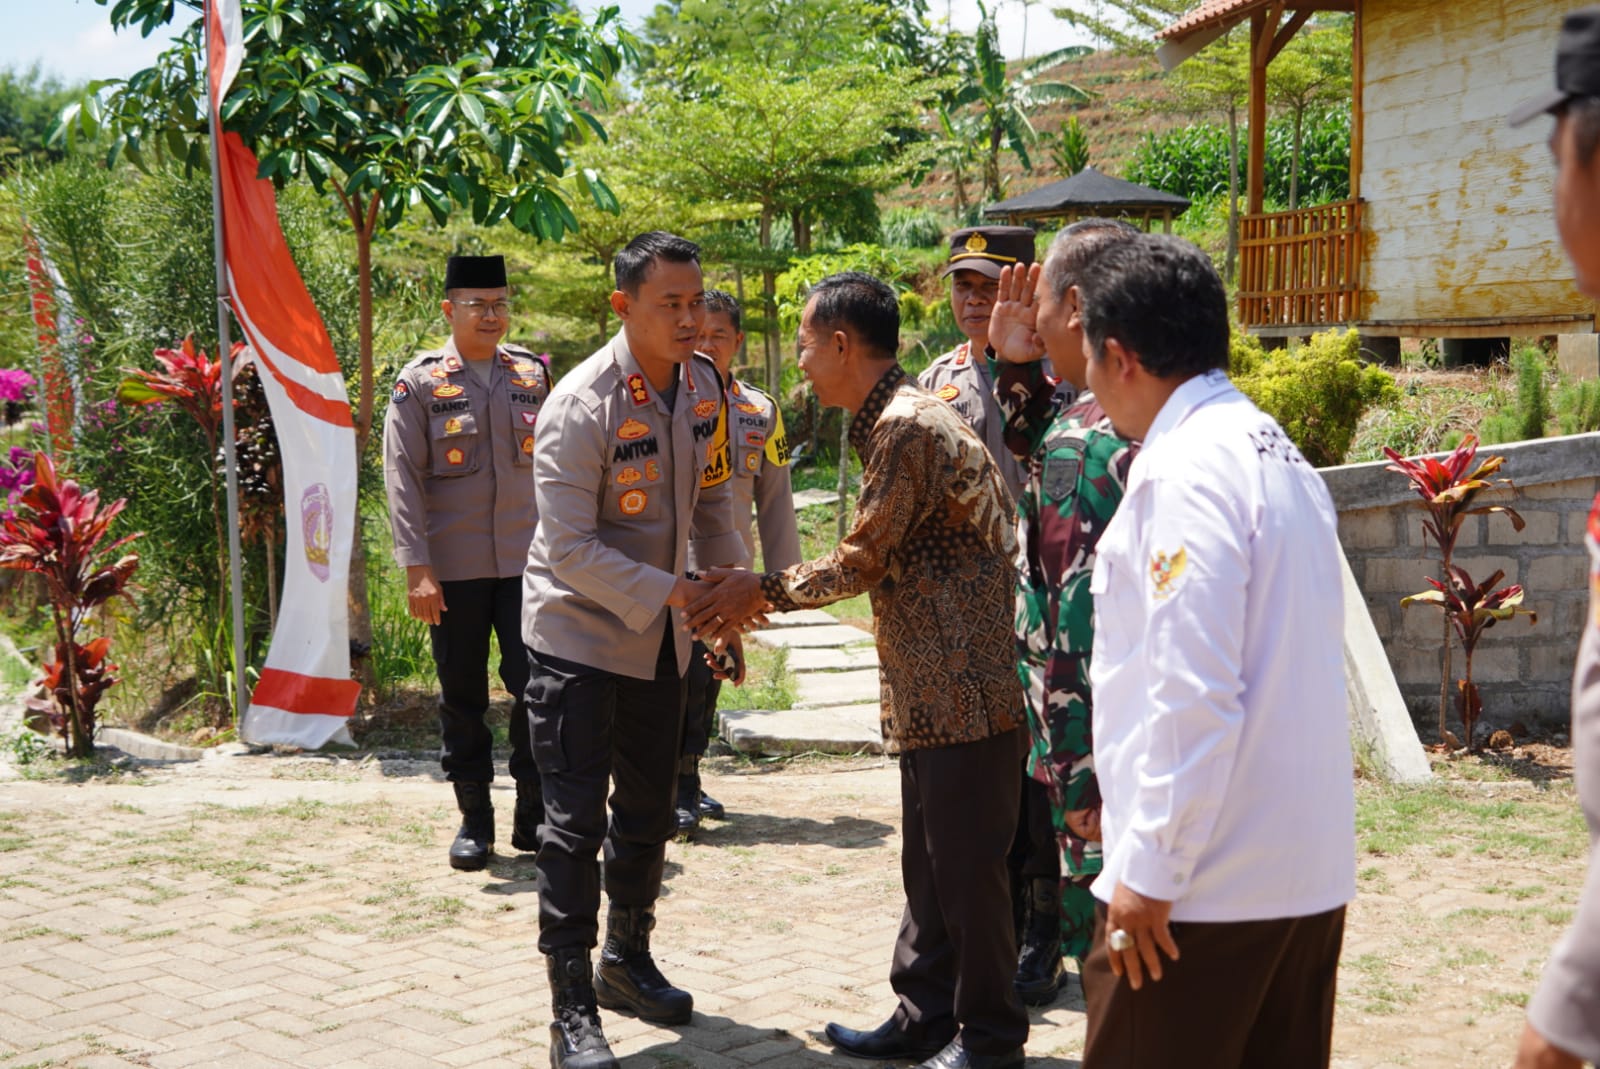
[1015,877,1063,1006]
[593,904,694,1024]
[824,1018,950,1061]
[915,1038,1025,1069]
[697,789,727,820]
[512,777,542,853]
[448,782,493,871]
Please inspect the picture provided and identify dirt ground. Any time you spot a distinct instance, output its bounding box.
[0,745,1588,1068]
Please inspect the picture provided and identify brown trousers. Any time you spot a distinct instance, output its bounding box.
[1082,901,1346,1069]
[890,728,1030,1057]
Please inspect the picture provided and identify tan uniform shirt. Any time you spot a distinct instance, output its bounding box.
[760,365,1022,752]
[1527,494,1600,1062]
[521,331,747,680]
[920,341,1024,503]
[722,377,801,571]
[382,340,550,582]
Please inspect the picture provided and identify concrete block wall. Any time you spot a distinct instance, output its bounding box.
[1322,432,1600,738]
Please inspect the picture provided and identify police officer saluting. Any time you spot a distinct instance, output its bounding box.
[521,232,746,1069]
[382,254,551,872]
[921,226,1068,1007]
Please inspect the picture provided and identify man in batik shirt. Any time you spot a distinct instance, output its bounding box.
[989,219,1138,968]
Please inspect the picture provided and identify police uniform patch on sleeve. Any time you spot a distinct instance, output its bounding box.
[765,408,791,467]
[1150,547,1188,600]
[391,380,410,404]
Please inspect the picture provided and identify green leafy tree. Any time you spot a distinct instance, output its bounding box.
[0,65,81,174]
[1050,0,1191,54]
[635,61,938,389]
[1267,21,1351,209]
[1167,29,1251,281]
[954,2,1090,202]
[59,0,633,454]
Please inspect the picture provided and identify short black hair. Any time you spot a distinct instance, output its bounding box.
[806,272,899,358]
[1565,96,1600,164]
[614,231,700,295]
[1076,234,1230,380]
[704,289,742,332]
[1042,218,1141,301]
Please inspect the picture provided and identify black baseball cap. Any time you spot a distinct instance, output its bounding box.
[939,226,1037,280]
[1509,6,1600,126]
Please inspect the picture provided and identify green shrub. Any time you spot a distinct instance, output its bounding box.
[1234,328,1400,467]
[1557,378,1600,436]
[1480,348,1552,445]
[880,207,950,249]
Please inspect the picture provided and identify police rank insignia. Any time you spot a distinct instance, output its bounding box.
[445,447,466,466]
[616,467,642,486]
[444,355,463,372]
[1150,548,1188,600]
[619,489,648,515]
[694,398,718,419]
[391,381,410,404]
[429,367,449,379]
[433,383,464,399]
[617,417,650,440]
[936,383,960,402]
[444,417,463,435]
[953,344,970,366]
[627,373,650,407]
[645,461,661,482]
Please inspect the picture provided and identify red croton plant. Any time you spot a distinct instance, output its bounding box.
[0,453,141,757]
[1385,435,1536,752]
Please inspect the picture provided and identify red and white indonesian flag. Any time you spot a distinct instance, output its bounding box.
[208,0,362,746]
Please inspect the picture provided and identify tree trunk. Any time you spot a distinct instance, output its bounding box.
[792,210,812,256]
[347,201,377,697]
[986,125,1004,202]
[1226,104,1241,285]
[760,206,781,394]
[1290,109,1303,211]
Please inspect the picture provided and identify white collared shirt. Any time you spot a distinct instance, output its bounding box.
[1089,369,1356,922]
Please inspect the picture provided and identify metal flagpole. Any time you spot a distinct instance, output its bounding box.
[207,1,249,725]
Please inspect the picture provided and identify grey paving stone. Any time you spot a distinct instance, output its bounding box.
[792,670,881,709]
[748,624,874,649]
[762,609,838,627]
[719,705,883,755]
[784,647,881,673]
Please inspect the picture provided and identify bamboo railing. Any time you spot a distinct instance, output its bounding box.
[1238,199,1362,329]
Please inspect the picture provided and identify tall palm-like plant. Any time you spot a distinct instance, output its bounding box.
[952,2,1092,202]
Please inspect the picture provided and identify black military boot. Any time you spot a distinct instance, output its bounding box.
[694,755,726,821]
[673,757,700,840]
[448,782,493,871]
[1015,877,1064,1006]
[593,903,694,1024]
[546,948,619,1069]
[512,777,543,853]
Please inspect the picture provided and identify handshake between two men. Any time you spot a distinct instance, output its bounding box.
[676,568,773,685]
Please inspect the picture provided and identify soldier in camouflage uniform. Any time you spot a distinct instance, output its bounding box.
[989,220,1139,967]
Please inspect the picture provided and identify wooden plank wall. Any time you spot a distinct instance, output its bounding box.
[1362,0,1588,324]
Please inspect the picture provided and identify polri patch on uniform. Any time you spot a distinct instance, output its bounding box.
[744,452,760,473]
[645,460,661,482]
[445,446,466,466]
[444,355,462,372]
[519,411,538,426]
[444,417,463,435]
[936,383,960,402]
[617,417,650,440]
[694,398,718,419]
[1149,548,1188,601]
[433,383,464,399]
[512,376,540,388]
[627,373,650,407]
[430,367,449,379]
[616,467,642,486]
[745,431,765,447]
[736,401,762,415]
[391,381,410,404]
[619,489,648,515]
[954,344,970,366]
[513,362,537,374]
[1043,453,1080,501]
[520,434,535,456]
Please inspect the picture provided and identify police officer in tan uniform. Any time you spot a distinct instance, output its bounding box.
[382,254,550,873]
[521,232,747,1069]
[920,226,1067,1008]
[676,290,801,835]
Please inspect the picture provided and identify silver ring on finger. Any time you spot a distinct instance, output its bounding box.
[1108,928,1135,952]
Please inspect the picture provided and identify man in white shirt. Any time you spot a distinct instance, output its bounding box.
[1076,234,1356,1068]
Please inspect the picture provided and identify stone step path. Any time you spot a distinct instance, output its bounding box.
[719,609,883,756]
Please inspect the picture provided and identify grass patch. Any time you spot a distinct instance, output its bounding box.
[1354,781,1583,862]
[725,645,797,712]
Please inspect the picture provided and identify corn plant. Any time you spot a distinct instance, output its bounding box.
[0,453,141,757]
[1386,435,1533,749]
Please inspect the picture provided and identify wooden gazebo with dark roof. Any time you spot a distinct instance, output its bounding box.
[982,166,1192,233]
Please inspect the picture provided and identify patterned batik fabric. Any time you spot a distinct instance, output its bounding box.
[994,358,1136,962]
[760,364,1023,752]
